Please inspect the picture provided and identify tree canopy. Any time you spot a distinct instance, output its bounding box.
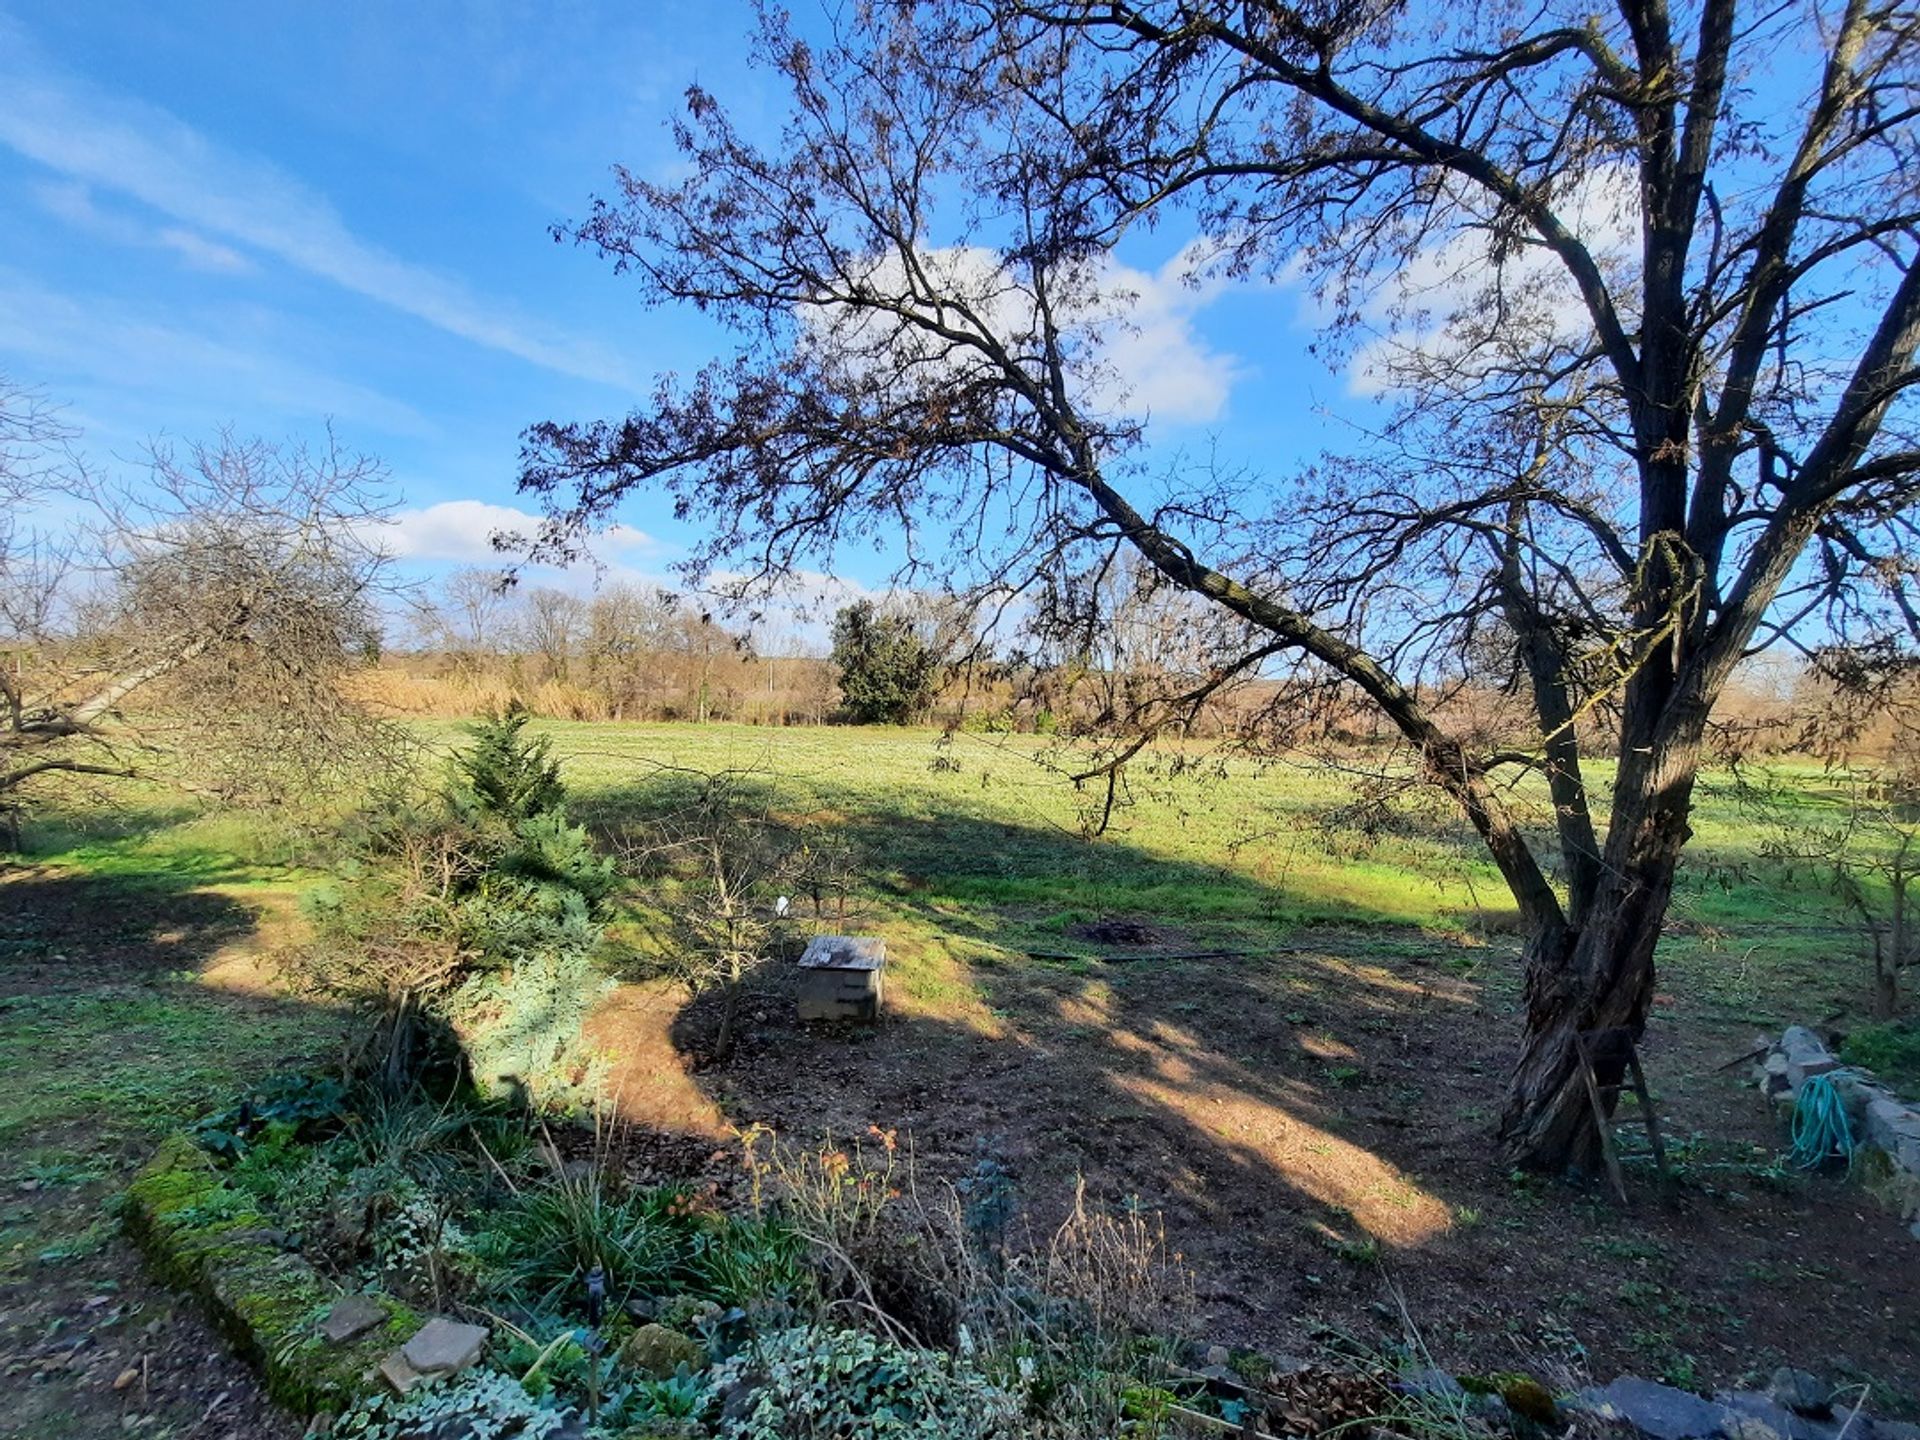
[517,0,1920,1173]
[829,600,943,724]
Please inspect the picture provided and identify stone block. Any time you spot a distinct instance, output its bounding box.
[401,1317,489,1376]
[1780,1026,1840,1088]
[1766,1370,1831,1420]
[319,1294,387,1345]
[379,1351,427,1397]
[1582,1376,1731,1440]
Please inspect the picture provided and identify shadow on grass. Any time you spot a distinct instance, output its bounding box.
[0,864,345,1150]
[575,773,1496,1256]
[0,866,260,982]
[574,765,1515,936]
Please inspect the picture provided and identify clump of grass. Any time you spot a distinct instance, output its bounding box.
[474,1164,695,1313]
[1841,1021,1920,1090]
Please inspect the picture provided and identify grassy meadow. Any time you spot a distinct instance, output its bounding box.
[0,719,1880,1161]
[490,721,1868,1029]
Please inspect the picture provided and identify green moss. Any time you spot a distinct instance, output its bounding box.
[1498,1375,1560,1424]
[121,1132,419,1415]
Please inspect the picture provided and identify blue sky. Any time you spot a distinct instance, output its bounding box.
[0,1,1335,608]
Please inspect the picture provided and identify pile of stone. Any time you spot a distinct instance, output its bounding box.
[1752,1025,1920,1239]
[1578,1369,1918,1440]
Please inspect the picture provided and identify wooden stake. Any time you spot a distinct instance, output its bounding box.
[1574,1029,1629,1204]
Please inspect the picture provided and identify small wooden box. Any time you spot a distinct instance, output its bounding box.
[796,934,886,1023]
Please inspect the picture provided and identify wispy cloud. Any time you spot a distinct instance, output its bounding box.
[1344,167,1641,397]
[0,19,637,389]
[0,270,432,436]
[31,179,252,274]
[378,499,658,565]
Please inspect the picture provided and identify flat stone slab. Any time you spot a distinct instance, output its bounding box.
[798,934,886,971]
[401,1317,489,1376]
[379,1351,427,1397]
[1582,1377,1732,1440]
[1718,1391,1844,1440]
[319,1294,386,1345]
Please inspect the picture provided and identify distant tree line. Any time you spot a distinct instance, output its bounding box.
[374,566,1841,755]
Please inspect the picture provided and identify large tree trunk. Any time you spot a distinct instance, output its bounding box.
[1499,719,1703,1172]
[1497,870,1671,1172]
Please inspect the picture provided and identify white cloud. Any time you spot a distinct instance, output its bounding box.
[155,226,252,274]
[0,22,637,389]
[1345,166,1642,397]
[0,270,431,436]
[1093,244,1241,423]
[30,180,252,274]
[815,241,1240,425]
[379,499,657,565]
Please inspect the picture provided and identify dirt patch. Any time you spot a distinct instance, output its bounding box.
[0,1213,302,1440]
[596,926,1920,1413]
[1069,917,1163,947]
[584,980,731,1137]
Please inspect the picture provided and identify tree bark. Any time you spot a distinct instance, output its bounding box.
[1500,706,1706,1171]
[1498,872,1670,1174]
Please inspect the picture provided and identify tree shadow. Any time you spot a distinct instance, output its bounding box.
[0,866,262,989]
[584,769,1503,1241]
[579,792,1920,1389]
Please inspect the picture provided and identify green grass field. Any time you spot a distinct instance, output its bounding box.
[9,719,1882,1044]
[435,720,1848,923]
[460,721,1872,1030]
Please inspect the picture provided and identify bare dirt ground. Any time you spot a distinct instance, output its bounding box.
[597,918,1920,1414]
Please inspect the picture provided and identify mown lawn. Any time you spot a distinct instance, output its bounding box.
[0,827,339,1438]
[424,720,1866,1028]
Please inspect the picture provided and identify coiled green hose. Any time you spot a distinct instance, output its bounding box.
[1790,1071,1858,1172]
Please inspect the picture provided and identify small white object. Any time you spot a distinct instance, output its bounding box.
[774,895,790,918]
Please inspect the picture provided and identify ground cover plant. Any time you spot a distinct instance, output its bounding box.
[134,1065,1243,1438]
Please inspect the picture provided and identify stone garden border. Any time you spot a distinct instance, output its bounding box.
[120,1133,420,1413]
[1753,1026,1920,1239]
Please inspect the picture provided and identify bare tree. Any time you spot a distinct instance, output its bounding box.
[3,406,404,816]
[409,566,514,677]
[627,771,851,1061]
[516,1,1920,1173]
[583,582,679,720]
[515,586,587,684]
